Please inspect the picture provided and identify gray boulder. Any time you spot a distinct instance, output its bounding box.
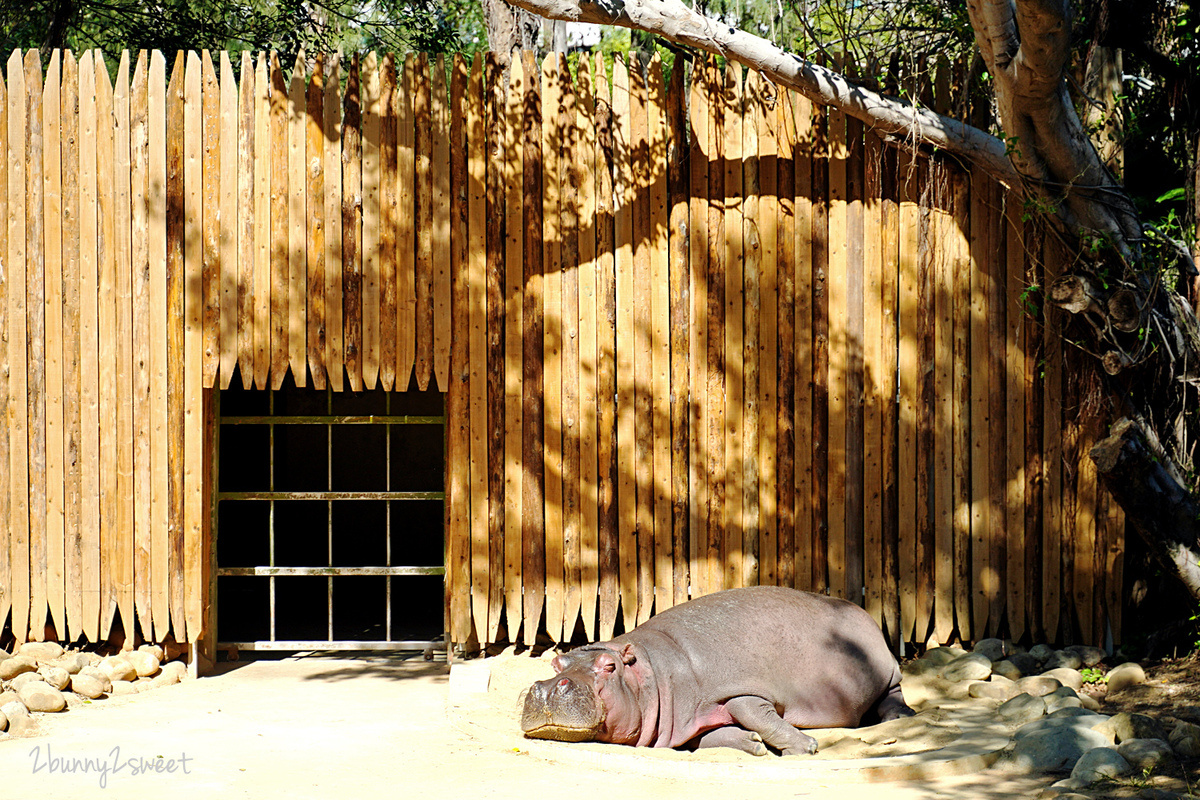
[1043,650,1084,671]
[1016,675,1063,697]
[1004,726,1114,772]
[1063,645,1106,667]
[924,646,967,667]
[973,638,1011,662]
[999,693,1047,726]
[1116,737,1173,771]
[942,652,993,682]
[1106,662,1147,694]
[1067,746,1131,786]
[1028,644,1056,662]
[991,659,1024,681]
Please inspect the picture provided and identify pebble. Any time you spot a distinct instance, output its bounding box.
[38,665,71,691]
[18,641,65,664]
[942,652,993,682]
[1106,661,1147,694]
[0,655,38,681]
[1042,667,1084,692]
[18,681,66,712]
[1117,737,1173,771]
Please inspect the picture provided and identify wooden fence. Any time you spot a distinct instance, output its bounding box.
[0,47,1124,652]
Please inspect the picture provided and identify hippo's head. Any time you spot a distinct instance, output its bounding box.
[520,644,644,744]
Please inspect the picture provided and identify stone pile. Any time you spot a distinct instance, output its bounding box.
[0,642,188,737]
[903,639,1196,798]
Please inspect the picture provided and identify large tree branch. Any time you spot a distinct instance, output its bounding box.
[504,0,1021,188]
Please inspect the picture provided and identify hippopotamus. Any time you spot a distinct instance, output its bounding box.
[520,586,912,755]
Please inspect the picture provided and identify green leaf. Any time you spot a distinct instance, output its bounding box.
[1156,187,1187,203]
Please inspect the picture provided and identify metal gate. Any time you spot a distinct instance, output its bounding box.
[215,379,446,651]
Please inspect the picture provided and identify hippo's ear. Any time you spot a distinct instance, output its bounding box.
[619,644,637,666]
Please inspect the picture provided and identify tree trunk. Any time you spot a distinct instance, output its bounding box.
[1091,418,1200,600]
[482,0,540,67]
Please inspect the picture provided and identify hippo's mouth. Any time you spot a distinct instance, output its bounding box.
[520,677,605,742]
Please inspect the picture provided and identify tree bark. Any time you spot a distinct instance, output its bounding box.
[482,0,540,67]
[1091,418,1200,601]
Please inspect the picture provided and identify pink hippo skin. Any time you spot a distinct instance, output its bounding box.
[520,586,912,755]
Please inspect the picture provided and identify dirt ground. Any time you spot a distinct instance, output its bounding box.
[0,651,1196,799]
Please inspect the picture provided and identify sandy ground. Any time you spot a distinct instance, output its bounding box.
[0,653,1060,800]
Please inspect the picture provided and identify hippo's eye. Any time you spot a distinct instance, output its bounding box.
[557,678,570,688]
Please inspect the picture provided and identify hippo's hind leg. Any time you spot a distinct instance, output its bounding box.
[867,684,915,724]
[723,696,817,756]
[690,726,769,756]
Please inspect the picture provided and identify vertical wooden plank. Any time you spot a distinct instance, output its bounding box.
[287,52,307,387]
[78,50,102,642]
[433,55,452,392]
[630,57,655,623]
[200,53,220,390]
[826,103,847,602]
[1005,191,1027,641]
[0,58,9,639]
[986,180,1007,637]
[932,165,956,643]
[378,53,396,392]
[252,53,271,390]
[951,166,972,642]
[96,51,119,639]
[863,129,883,624]
[776,88,796,591]
[130,51,153,639]
[7,49,29,643]
[793,90,813,593]
[704,57,725,595]
[593,53,620,639]
[60,51,83,639]
[647,55,673,612]
[467,53,489,640]
[360,51,380,390]
[845,102,866,612]
[25,51,48,640]
[612,54,637,630]
[755,71,778,592]
[396,55,416,390]
[520,49,546,646]
[740,70,761,591]
[897,149,919,642]
[268,53,289,390]
[723,61,744,592]
[665,58,690,605]
[113,51,136,643]
[323,55,343,392]
[218,54,238,390]
[485,53,507,641]
[809,97,829,598]
[414,53,434,391]
[1042,236,1064,642]
[970,165,993,640]
[541,52,564,641]
[150,48,171,638]
[342,56,363,392]
[166,50,188,639]
[237,51,255,389]
[447,54,471,644]
[305,54,326,391]
[184,50,205,642]
[576,55,600,636]
[44,51,66,638]
[880,136,901,643]
[558,53,582,636]
[687,59,710,598]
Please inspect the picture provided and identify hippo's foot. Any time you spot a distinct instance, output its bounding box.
[692,727,769,756]
[873,684,916,723]
[723,696,818,756]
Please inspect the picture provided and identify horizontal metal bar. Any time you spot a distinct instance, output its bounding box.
[217,641,445,652]
[220,415,444,425]
[217,491,445,501]
[218,566,445,577]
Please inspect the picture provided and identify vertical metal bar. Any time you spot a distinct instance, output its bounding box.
[269,390,276,643]
[328,386,334,642]
[385,390,392,643]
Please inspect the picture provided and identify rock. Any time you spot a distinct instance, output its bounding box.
[18,641,65,663]
[160,660,188,682]
[1079,693,1101,712]
[10,672,46,692]
[0,708,5,732]
[993,659,1025,681]
[77,666,113,693]
[942,652,994,682]
[1045,687,1084,714]
[0,690,20,707]
[1107,662,1148,694]
[973,638,1011,662]
[126,649,161,677]
[0,655,38,681]
[1043,651,1084,671]
[1173,736,1200,758]
[38,665,71,691]
[1048,707,1097,719]
[1017,675,1064,697]
[69,672,108,699]
[1108,712,1168,744]
[99,655,137,682]
[63,692,84,709]
[1014,714,1113,743]
[50,652,90,675]
[970,681,1017,700]
[138,644,165,662]
[1117,738,1173,771]
[2,702,40,737]
[1004,726,1114,772]
[1169,720,1200,745]
[1007,652,1045,676]
[1069,746,1132,786]
[924,646,967,666]
[1043,668,1084,692]
[1063,645,1107,667]
[18,681,66,712]
[1000,693,1048,726]
[1029,644,1056,662]
[110,679,138,696]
